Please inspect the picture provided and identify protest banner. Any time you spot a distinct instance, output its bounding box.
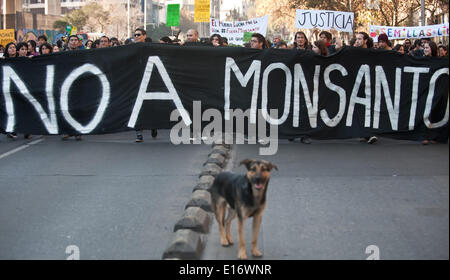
[210,15,269,46]
[194,0,210,23]
[167,4,180,27]
[370,23,449,42]
[295,9,354,32]
[0,44,448,142]
[0,29,15,48]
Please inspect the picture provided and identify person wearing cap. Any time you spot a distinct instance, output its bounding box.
[377,33,392,51]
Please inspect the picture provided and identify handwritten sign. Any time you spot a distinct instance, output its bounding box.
[167,4,180,27]
[370,23,449,42]
[194,0,210,23]
[210,15,269,46]
[295,9,354,32]
[0,29,15,47]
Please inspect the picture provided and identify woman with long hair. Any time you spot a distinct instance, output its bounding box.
[312,40,328,56]
[3,42,17,58]
[293,31,310,50]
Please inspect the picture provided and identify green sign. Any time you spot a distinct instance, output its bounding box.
[243,32,253,43]
[166,4,180,27]
[66,25,72,34]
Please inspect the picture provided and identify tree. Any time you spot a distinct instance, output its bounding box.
[53,0,143,39]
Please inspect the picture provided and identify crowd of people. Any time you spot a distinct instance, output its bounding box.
[1,27,448,145]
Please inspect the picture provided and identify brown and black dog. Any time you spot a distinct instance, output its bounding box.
[209,159,278,260]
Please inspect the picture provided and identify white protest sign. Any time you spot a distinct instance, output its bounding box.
[370,23,449,42]
[295,9,354,32]
[210,15,269,46]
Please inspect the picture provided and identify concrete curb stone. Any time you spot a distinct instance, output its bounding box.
[162,144,231,260]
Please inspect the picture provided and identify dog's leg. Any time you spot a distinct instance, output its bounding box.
[251,211,263,257]
[237,215,248,259]
[225,208,236,245]
[216,200,229,246]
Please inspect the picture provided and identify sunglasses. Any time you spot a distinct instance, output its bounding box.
[134,33,142,37]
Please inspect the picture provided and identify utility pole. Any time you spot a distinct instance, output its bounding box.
[127,0,130,38]
[421,0,425,26]
[144,0,147,31]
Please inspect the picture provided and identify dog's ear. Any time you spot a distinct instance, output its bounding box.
[266,162,278,171]
[240,159,253,170]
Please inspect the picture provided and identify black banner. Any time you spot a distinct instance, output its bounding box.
[0,43,448,141]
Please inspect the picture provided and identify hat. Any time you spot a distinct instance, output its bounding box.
[378,33,389,43]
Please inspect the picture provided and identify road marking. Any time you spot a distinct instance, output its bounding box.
[0,137,45,160]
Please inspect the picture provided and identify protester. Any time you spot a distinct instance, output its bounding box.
[272,34,281,47]
[27,40,39,56]
[393,44,405,55]
[38,42,52,55]
[61,35,84,141]
[410,39,424,57]
[209,34,223,47]
[37,35,47,48]
[184,29,201,46]
[0,44,4,57]
[160,36,173,44]
[377,33,392,51]
[99,36,110,48]
[133,28,157,142]
[275,41,288,49]
[134,28,147,44]
[110,37,120,47]
[250,33,266,50]
[17,42,29,57]
[4,42,31,139]
[3,42,17,58]
[92,39,100,49]
[403,39,412,52]
[312,40,328,56]
[354,32,373,49]
[293,31,310,50]
[424,41,438,57]
[438,45,448,57]
[222,37,228,46]
[354,32,378,144]
[52,44,60,52]
[66,35,79,51]
[85,40,94,49]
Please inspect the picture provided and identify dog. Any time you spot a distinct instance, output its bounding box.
[209,159,278,260]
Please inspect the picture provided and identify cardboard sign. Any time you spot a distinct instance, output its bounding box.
[295,9,354,32]
[210,16,269,46]
[167,4,180,27]
[194,0,210,23]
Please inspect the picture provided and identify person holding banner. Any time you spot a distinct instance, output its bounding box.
[438,45,448,57]
[293,31,311,50]
[209,34,223,47]
[61,35,84,141]
[133,28,158,142]
[250,33,267,50]
[185,29,200,45]
[354,32,373,49]
[2,42,17,58]
[424,41,438,57]
[377,33,392,51]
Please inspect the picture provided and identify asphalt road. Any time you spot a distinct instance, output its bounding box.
[202,138,449,260]
[0,130,209,260]
[1,132,448,260]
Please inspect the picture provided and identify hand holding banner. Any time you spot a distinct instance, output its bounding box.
[295,9,354,32]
